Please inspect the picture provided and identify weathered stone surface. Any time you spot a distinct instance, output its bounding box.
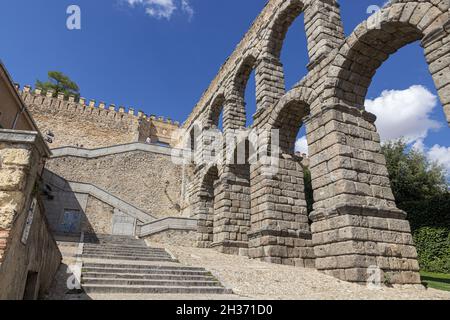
[0,133,61,299]
[176,0,450,285]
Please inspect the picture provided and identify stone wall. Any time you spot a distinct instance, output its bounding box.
[19,87,181,149]
[45,147,183,219]
[145,230,197,247]
[83,196,114,235]
[0,130,62,299]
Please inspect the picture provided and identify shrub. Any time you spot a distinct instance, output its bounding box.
[398,194,450,274]
[413,227,450,273]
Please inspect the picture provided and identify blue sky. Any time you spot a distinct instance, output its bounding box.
[0,0,449,174]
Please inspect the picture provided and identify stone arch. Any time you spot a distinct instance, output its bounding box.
[186,121,202,161]
[247,85,317,267]
[221,55,257,131]
[195,165,219,248]
[267,86,318,153]
[325,1,450,120]
[207,92,226,129]
[264,0,306,60]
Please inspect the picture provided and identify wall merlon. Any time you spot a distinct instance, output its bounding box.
[19,85,178,127]
[17,85,180,148]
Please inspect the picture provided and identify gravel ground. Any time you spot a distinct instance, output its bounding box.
[152,242,450,300]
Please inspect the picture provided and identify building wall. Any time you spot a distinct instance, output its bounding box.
[0,67,35,131]
[0,131,61,299]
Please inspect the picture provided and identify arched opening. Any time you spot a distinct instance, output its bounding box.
[209,94,225,130]
[331,20,426,108]
[295,126,313,214]
[327,10,450,201]
[271,99,313,220]
[359,22,450,240]
[247,95,315,265]
[366,42,448,149]
[245,70,257,127]
[196,166,219,248]
[309,5,450,282]
[279,12,309,90]
[188,123,201,164]
[230,55,256,130]
[324,10,450,210]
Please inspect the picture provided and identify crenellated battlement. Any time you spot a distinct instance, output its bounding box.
[16,84,180,127]
[15,84,181,149]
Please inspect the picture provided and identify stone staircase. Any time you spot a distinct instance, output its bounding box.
[80,235,232,295]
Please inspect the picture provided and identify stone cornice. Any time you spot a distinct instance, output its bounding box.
[0,129,51,158]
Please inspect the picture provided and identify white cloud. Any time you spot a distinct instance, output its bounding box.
[427,144,450,176]
[295,136,308,155]
[181,0,194,20]
[365,85,449,177]
[411,139,426,153]
[125,0,193,20]
[365,85,441,144]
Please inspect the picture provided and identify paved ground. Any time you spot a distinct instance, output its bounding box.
[45,240,450,300]
[157,242,450,300]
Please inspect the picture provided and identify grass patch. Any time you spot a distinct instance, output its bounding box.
[420,271,450,292]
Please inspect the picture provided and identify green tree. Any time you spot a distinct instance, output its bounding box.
[382,139,448,204]
[35,71,80,100]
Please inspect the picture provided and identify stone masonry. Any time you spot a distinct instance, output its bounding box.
[19,86,181,149]
[0,130,61,299]
[180,0,450,285]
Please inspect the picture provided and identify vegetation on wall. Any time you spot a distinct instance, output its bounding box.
[35,71,80,100]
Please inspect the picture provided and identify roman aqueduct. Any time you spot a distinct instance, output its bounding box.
[178,0,450,284]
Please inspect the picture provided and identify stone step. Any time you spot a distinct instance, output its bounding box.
[83,244,153,250]
[83,238,147,246]
[82,284,232,294]
[81,254,176,262]
[82,250,171,258]
[83,267,211,276]
[83,262,205,271]
[82,277,221,287]
[82,254,173,261]
[83,245,167,252]
[84,234,141,241]
[83,272,216,281]
[82,246,167,253]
